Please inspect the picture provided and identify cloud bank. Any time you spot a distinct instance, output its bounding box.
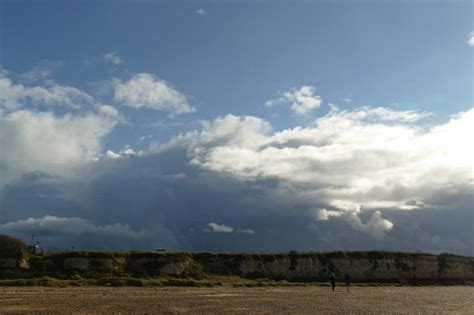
[0,66,472,255]
[1,104,471,254]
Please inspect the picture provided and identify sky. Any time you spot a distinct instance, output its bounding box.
[0,0,473,255]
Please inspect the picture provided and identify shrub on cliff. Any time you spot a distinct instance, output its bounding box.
[0,235,28,259]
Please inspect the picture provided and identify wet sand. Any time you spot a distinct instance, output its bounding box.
[1,286,473,314]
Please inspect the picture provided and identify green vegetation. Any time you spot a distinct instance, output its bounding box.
[0,235,27,260]
[0,234,472,287]
[20,250,204,280]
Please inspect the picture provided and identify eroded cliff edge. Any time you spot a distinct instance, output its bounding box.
[1,251,473,284]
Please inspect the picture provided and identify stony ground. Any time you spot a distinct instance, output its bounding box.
[0,286,473,314]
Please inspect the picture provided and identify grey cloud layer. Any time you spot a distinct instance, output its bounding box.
[1,105,472,254]
[1,141,471,254]
[169,107,471,214]
[0,65,472,254]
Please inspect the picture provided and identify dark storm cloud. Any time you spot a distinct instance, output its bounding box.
[0,145,472,255]
[1,92,472,255]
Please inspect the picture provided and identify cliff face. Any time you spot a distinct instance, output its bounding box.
[1,251,473,283]
[193,253,474,282]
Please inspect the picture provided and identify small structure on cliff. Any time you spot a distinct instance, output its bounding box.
[27,235,43,255]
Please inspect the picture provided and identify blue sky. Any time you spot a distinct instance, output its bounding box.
[3,1,472,124]
[0,0,473,254]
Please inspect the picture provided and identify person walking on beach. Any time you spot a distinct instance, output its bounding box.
[329,272,336,291]
[344,272,352,292]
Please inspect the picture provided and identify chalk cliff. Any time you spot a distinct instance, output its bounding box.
[1,251,473,284]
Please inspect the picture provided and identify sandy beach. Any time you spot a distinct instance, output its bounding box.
[1,285,473,314]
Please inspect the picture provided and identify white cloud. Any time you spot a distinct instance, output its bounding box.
[204,222,254,234]
[104,51,124,65]
[103,148,144,160]
[205,222,234,233]
[0,70,94,110]
[0,66,122,188]
[163,107,473,239]
[113,73,195,115]
[0,106,120,187]
[20,61,62,83]
[314,208,341,221]
[105,150,122,160]
[1,105,471,252]
[196,8,207,16]
[121,148,136,156]
[313,208,392,240]
[266,85,322,115]
[236,228,255,234]
[0,216,150,239]
[328,105,433,123]
[339,210,393,240]
[96,103,121,118]
[139,135,152,142]
[467,32,474,47]
[123,148,142,157]
[342,97,352,103]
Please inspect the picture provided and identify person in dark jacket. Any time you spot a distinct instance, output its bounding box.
[329,272,336,291]
[344,272,352,292]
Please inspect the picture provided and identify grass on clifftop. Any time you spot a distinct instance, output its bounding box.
[32,249,455,260]
[0,235,28,260]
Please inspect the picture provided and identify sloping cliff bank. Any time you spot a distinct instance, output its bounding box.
[1,251,473,284]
